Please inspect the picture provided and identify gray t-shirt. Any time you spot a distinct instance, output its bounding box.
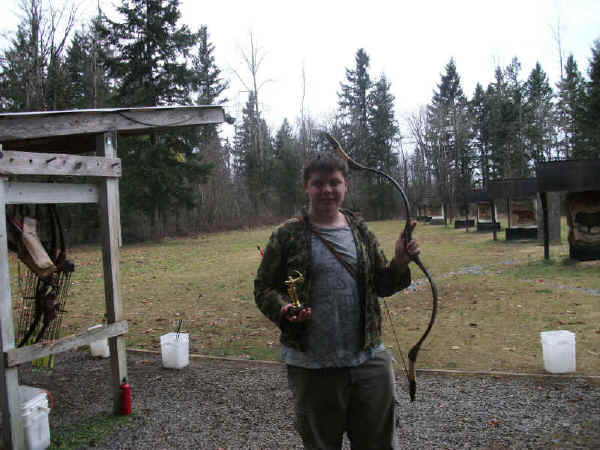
[281,224,382,368]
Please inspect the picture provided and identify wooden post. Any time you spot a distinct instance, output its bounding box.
[96,132,128,414]
[541,192,550,260]
[0,173,25,449]
[492,200,498,241]
[443,203,447,227]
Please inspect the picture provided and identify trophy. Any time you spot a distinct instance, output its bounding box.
[284,270,306,318]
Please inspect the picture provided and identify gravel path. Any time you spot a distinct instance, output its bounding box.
[8,350,599,449]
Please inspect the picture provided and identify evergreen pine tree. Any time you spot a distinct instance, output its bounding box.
[556,54,585,159]
[100,0,211,239]
[485,68,508,179]
[192,25,229,146]
[367,74,400,219]
[579,40,600,158]
[232,91,274,212]
[101,0,197,106]
[272,119,303,216]
[524,62,555,162]
[485,59,529,178]
[64,18,112,109]
[469,83,492,185]
[426,58,472,217]
[337,48,372,164]
[45,47,70,111]
[0,24,40,111]
[504,58,528,176]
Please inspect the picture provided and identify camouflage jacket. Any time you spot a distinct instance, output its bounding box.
[254,208,411,351]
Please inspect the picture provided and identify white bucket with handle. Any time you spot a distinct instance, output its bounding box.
[160,332,189,369]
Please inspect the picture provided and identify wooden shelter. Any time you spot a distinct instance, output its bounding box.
[463,189,500,234]
[0,106,225,449]
[453,201,474,230]
[417,189,445,225]
[487,178,540,241]
[536,159,600,260]
[416,204,431,223]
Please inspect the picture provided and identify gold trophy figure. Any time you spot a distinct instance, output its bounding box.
[284,270,305,317]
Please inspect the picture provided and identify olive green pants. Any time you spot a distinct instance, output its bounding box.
[286,350,397,450]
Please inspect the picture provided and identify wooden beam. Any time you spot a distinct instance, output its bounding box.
[541,192,550,260]
[536,159,600,192]
[0,151,121,177]
[6,182,98,204]
[464,189,491,203]
[0,106,225,145]
[0,174,25,449]
[97,132,128,414]
[492,200,498,241]
[487,178,538,199]
[4,321,128,368]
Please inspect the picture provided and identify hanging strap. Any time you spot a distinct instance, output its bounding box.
[310,226,357,280]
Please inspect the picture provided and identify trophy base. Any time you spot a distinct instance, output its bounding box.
[285,305,307,318]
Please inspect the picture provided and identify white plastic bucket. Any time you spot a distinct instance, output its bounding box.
[540,330,576,373]
[160,332,189,369]
[88,325,110,358]
[19,386,50,450]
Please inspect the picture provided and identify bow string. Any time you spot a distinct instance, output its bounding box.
[324,132,438,402]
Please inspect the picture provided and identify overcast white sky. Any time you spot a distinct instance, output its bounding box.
[2,0,600,140]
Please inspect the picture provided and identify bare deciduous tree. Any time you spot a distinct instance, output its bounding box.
[4,0,78,110]
[232,32,273,163]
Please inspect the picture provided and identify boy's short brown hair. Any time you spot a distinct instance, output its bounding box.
[302,154,349,185]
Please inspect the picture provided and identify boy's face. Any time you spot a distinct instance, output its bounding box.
[304,169,347,216]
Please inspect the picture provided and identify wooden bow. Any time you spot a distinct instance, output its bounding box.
[324,132,438,402]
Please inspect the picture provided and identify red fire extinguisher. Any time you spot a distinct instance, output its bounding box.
[120,378,132,415]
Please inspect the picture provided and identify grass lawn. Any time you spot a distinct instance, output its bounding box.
[11,217,599,375]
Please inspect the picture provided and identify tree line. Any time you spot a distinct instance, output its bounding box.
[1,0,599,242]
[409,52,600,219]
